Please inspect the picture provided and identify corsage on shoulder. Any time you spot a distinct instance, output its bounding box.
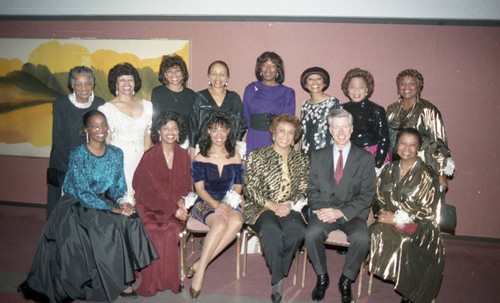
[222,190,242,209]
[183,192,198,209]
[440,157,455,177]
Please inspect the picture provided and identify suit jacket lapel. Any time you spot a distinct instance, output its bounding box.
[323,147,336,187]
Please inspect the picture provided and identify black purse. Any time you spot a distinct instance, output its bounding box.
[47,168,66,187]
[439,192,457,234]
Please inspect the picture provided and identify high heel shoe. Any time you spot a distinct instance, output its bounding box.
[187,264,196,279]
[189,286,201,300]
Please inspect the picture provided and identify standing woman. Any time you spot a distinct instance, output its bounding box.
[19,110,157,303]
[300,67,342,158]
[243,114,309,303]
[151,54,196,139]
[133,110,191,297]
[99,63,153,203]
[189,60,246,158]
[243,51,295,157]
[341,68,390,171]
[386,69,454,191]
[47,66,105,218]
[188,111,244,299]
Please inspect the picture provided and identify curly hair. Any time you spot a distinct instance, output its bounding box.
[255,51,285,84]
[198,110,236,158]
[300,67,330,92]
[68,66,95,90]
[396,69,424,93]
[151,110,187,144]
[269,114,302,144]
[108,62,142,95]
[341,67,375,99]
[158,54,189,87]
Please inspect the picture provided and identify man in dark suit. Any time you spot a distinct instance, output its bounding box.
[306,109,376,302]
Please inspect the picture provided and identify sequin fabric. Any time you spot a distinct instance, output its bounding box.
[300,96,342,158]
[63,144,127,211]
[343,99,390,168]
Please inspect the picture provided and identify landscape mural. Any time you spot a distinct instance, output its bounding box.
[0,38,190,157]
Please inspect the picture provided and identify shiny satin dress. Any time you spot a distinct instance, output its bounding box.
[369,158,444,303]
[20,144,158,302]
[190,161,244,223]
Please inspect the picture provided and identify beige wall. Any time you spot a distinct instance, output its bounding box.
[0,20,499,238]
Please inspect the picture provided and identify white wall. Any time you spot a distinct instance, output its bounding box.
[1,0,499,20]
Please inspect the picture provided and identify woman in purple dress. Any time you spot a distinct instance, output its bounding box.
[243,51,295,157]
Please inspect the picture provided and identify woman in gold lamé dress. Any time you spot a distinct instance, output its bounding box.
[386,69,453,191]
[369,128,444,303]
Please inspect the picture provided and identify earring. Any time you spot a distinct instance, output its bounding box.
[115,89,118,96]
[259,72,263,78]
[272,135,275,142]
[159,136,162,142]
[86,132,89,144]
[208,80,212,87]
[224,82,228,88]
[132,90,135,96]
[275,73,279,79]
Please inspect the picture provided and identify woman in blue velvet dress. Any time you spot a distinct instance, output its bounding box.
[187,111,244,300]
[18,110,158,303]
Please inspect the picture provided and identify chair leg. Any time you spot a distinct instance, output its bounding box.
[301,247,308,288]
[189,233,194,254]
[293,250,299,286]
[179,230,187,280]
[368,271,373,295]
[236,232,241,280]
[243,230,248,277]
[358,258,364,297]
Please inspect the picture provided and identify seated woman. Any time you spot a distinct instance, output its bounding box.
[188,111,244,300]
[369,128,444,303]
[18,110,158,303]
[133,110,191,297]
[243,114,310,303]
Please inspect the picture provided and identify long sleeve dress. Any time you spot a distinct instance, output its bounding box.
[300,96,342,158]
[386,98,451,175]
[369,158,444,303]
[189,89,247,148]
[343,99,390,168]
[243,81,295,157]
[21,144,158,303]
[133,143,192,296]
[98,100,153,198]
[47,94,105,217]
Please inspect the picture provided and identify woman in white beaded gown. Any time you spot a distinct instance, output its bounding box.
[99,63,152,203]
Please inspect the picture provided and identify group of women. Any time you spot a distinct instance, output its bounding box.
[21,50,453,303]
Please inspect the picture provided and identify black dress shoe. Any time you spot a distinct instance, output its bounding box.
[120,289,138,299]
[311,273,330,301]
[18,281,50,303]
[338,274,354,303]
[271,292,282,303]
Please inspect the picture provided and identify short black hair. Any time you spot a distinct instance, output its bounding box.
[198,110,236,158]
[300,67,330,92]
[255,51,285,84]
[151,110,187,144]
[108,62,142,95]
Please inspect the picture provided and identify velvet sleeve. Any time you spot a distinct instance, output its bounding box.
[233,163,244,185]
[191,161,205,183]
[63,149,115,211]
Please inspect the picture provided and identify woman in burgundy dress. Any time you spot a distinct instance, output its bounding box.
[133,110,192,296]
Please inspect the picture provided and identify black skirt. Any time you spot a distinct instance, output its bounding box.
[20,193,158,302]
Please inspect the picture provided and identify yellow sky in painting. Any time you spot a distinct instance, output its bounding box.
[0,58,23,77]
[25,40,190,75]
